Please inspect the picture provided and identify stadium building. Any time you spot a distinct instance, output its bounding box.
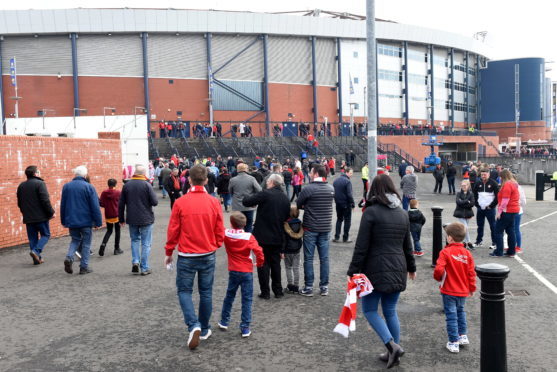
[0,8,551,164]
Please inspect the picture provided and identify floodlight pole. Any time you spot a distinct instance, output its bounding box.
[366,0,378,178]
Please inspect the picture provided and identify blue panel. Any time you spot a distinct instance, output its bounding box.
[282,121,298,137]
[213,80,262,111]
[480,58,544,123]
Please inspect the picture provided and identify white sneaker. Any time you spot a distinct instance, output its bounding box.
[489,245,496,250]
[187,327,201,350]
[446,341,460,353]
[458,335,469,345]
[472,243,482,248]
[199,329,212,341]
[218,322,228,331]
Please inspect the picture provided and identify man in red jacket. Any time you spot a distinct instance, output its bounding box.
[164,165,225,350]
[433,222,476,354]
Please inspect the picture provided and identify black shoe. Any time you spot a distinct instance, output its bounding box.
[99,244,106,257]
[385,339,404,369]
[132,264,140,274]
[332,238,340,243]
[30,251,41,265]
[275,292,284,299]
[258,293,271,300]
[79,266,93,275]
[379,347,405,362]
[64,259,73,274]
[114,248,124,255]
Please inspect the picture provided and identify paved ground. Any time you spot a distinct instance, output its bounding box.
[1,172,557,371]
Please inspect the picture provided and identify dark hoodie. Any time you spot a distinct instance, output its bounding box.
[282,217,303,254]
[100,188,121,219]
[408,208,426,233]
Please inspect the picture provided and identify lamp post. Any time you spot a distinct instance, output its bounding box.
[134,106,146,128]
[73,108,87,129]
[40,108,55,130]
[103,107,116,128]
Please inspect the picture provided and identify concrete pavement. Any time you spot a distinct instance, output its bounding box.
[1,172,556,371]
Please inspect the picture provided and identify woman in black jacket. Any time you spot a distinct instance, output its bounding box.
[347,174,416,369]
[453,180,475,249]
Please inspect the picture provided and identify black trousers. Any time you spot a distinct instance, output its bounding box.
[434,179,443,193]
[335,206,352,241]
[258,244,283,296]
[169,191,182,209]
[101,222,120,248]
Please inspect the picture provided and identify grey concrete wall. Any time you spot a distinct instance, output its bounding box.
[478,157,557,185]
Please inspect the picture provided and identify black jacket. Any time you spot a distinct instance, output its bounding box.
[472,178,499,209]
[119,178,158,226]
[282,218,303,254]
[242,186,290,246]
[282,170,293,186]
[347,198,416,293]
[164,175,182,199]
[296,181,335,232]
[216,173,231,194]
[333,173,355,208]
[453,190,475,219]
[16,176,55,224]
[205,172,216,194]
[433,167,445,181]
[446,165,457,178]
[408,209,426,233]
[250,171,264,184]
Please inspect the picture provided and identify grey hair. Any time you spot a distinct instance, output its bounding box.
[406,166,414,173]
[73,165,88,177]
[267,173,284,187]
[134,164,146,175]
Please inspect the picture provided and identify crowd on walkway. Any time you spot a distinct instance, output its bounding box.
[16,154,527,368]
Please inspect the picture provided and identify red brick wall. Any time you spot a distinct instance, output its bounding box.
[480,121,551,142]
[0,136,121,249]
[378,135,500,163]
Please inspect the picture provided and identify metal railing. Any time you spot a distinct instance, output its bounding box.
[379,143,422,170]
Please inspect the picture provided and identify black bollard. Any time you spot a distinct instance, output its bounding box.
[430,206,443,267]
[535,171,544,201]
[475,263,510,372]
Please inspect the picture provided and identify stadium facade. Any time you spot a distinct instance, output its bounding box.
[0,8,492,137]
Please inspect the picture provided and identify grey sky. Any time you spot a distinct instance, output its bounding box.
[4,0,556,78]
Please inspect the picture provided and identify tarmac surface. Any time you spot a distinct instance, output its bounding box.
[1,171,557,371]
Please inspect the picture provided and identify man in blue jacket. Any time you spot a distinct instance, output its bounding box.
[332,168,355,243]
[61,166,102,275]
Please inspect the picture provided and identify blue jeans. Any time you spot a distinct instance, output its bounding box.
[129,224,153,271]
[220,271,253,329]
[402,195,414,211]
[161,186,168,197]
[222,193,232,209]
[442,294,467,342]
[26,221,51,256]
[241,211,255,233]
[303,230,330,288]
[362,291,401,344]
[494,212,517,256]
[515,213,522,248]
[476,208,496,245]
[176,254,216,333]
[411,230,422,252]
[447,176,456,194]
[66,227,92,269]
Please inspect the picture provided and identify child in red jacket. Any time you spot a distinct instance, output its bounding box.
[433,222,477,354]
[99,178,122,256]
[218,212,264,338]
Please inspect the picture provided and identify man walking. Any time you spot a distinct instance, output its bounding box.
[472,168,499,249]
[243,174,290,299]
[446,161,457,195]
[433,164,445,193]
[229,163,262,233]
[164,165,224,350]
[119,165,158,275]
[400,166,417,211]
[61,166,102,275]
[159,162,172,199]
[165,168,182,209]
[17,165,55,265]
[398,160,408,178]
[332,167,355,243]
[361,162,369,200]
[296,165,335,297]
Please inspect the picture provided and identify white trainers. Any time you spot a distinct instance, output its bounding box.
[488,245,496,250]
[187,327,201,350]
[199,329,212,341]
[458,335,469,345]
[446,341,460,353]
[218,322,228,331]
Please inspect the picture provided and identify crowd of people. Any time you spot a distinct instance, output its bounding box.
[501,145,557,158]
[16,153,528,368]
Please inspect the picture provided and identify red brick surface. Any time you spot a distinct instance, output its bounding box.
[480,121,551,142]
[0,136,121,249]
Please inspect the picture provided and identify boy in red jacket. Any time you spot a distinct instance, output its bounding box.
[433,222,477,354]
[218,212,264,338]
[99,178,122,256]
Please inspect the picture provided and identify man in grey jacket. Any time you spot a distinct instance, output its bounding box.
[296,164,334,297]
[400,166,417,211]
[229,163,262,232]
